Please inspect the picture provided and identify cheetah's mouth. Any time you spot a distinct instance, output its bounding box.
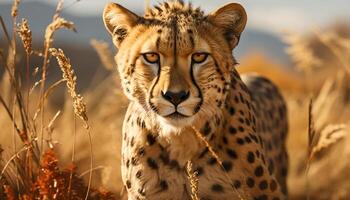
[158,110,197,128]
[164,111,189,119]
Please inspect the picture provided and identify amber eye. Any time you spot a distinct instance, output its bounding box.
[142,53,160,64]
[192,53,209,64]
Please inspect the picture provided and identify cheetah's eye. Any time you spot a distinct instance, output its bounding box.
[142,53,160,64]
[192,53,209,64]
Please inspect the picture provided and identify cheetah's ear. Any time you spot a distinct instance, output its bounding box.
[209,3,247,49]
[103,3,139,48]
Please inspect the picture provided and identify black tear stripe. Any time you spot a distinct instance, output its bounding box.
[148,29,164,100]
[190,61,203,113]
[146,17,175,112]
[148,58,161,109]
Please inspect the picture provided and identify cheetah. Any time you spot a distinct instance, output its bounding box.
[103,1,288,200]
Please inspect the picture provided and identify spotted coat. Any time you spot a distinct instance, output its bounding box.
[103,1,288,200]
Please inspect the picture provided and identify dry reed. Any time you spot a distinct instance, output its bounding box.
[284,24,350,200]
[17,19,32,55]
[50,48,88,122]
[310,124,347,159]
[39,11,76,158]
[90,39,115,71]
[11,0,20,18]
[49,48,92,200]
[186,161,200,200]
[0,0,112,199]
[44,17,76,46]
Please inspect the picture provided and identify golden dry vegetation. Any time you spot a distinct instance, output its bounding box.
[1,0,350,199]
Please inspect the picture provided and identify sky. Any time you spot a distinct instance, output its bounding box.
[2,0,349,35]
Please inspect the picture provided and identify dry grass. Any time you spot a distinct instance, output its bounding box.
[90,39,115,71]
[186,161,200,200]
[49,47,93,200]
[1,0,350,199]
[0,0,120,199]
[282,26,350,200]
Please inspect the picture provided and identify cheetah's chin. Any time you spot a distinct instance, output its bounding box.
[157,114,195,132]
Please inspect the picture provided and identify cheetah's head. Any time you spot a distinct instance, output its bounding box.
[103,1,246,129]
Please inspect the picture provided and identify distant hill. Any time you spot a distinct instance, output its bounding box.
[0,1,111,44]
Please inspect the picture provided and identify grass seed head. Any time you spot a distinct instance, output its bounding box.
[50,48,88,122]
[45,17,76,45]
[186,161,200,200]
[17,18,32,55]
[11,0,20,18]
[310,124,347,159]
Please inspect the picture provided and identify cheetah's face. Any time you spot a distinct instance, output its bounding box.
[103,2,246,128]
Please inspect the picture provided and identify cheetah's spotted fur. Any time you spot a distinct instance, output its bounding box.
[103,1,288,200]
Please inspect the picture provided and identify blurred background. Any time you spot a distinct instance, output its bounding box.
[1,0,350,82]
[1,1,350,199]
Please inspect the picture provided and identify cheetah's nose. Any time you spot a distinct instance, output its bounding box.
[161,90,190,106]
